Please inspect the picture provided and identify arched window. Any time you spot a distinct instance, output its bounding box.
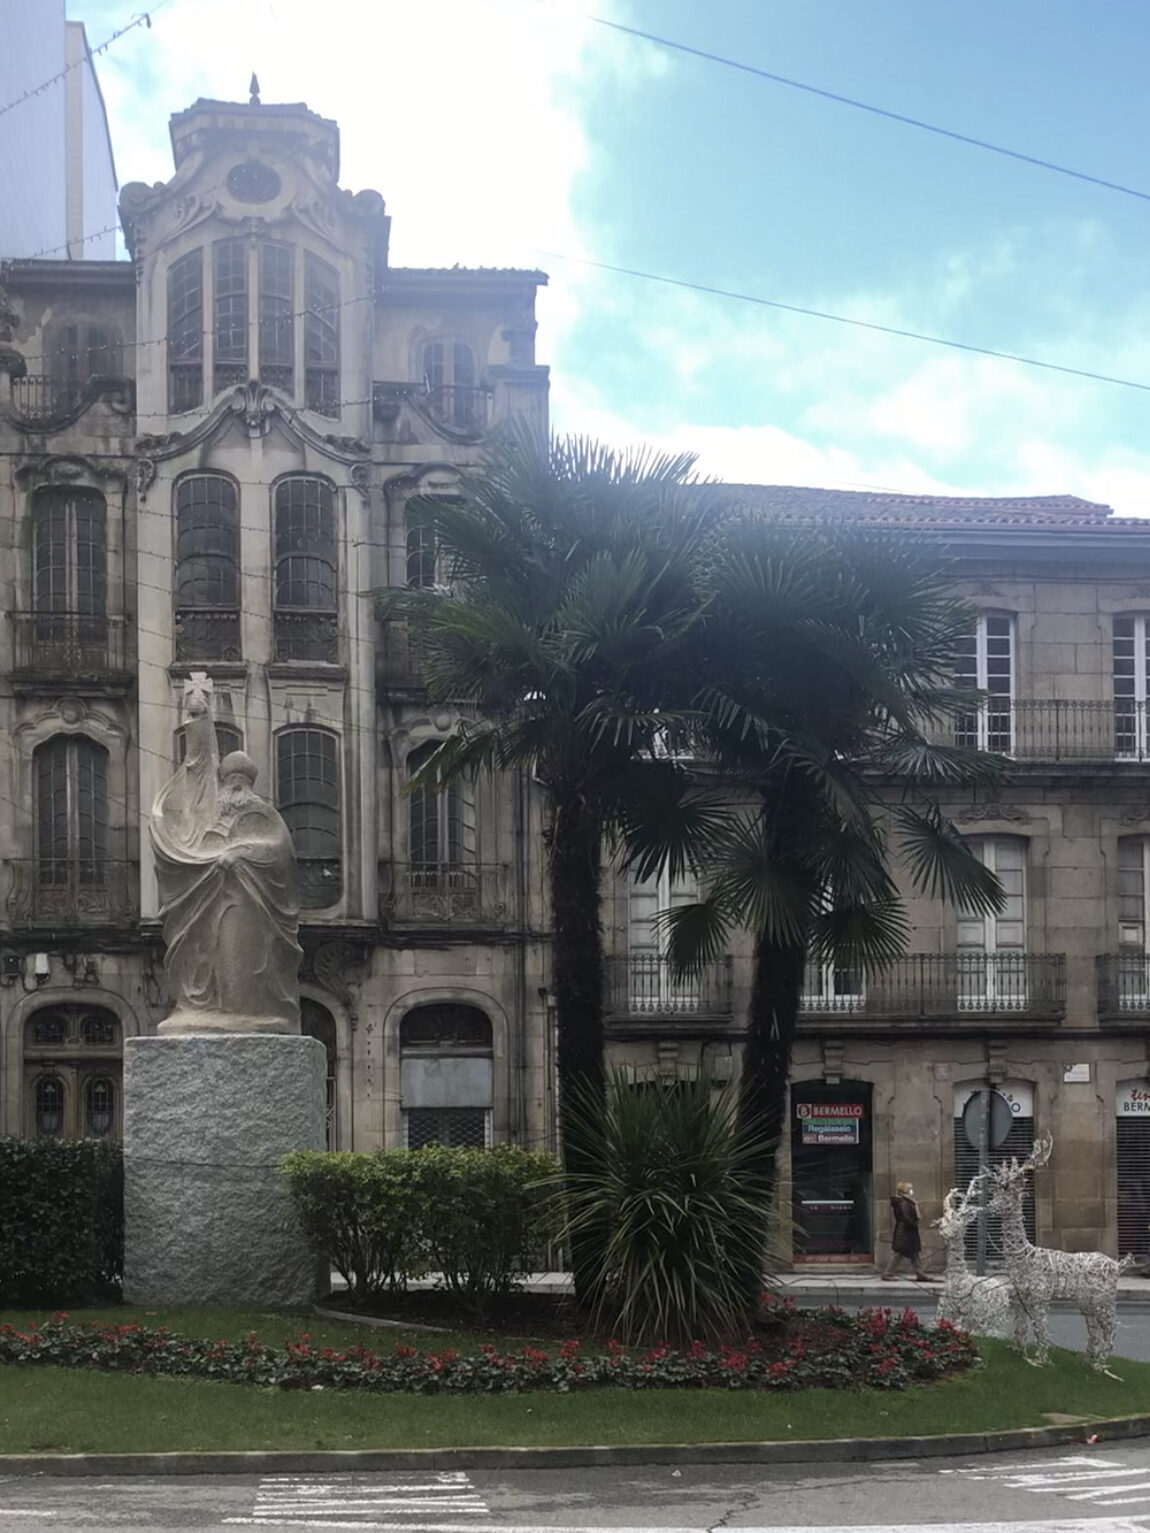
[405,518,438,589]
[30,487,107,667]
[399,1003,493,1147]
[35,735,109,894]
[420,339,480,431]
[84,1076,116,1138]
[304,254,339,416]
[302,998,338,1148]
[273,478,338,662]
[168,248,204,412]
[48,320,121,407]
[174,475,240,662]
[277,727,341,909]
[34,1076,65,1138]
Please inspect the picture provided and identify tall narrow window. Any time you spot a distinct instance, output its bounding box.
[1117,838,1150,1009]
[405,519,438,588]
[259,241,294,393]
[408,742,475,878]
[957,836,1026,1009]
[627,868,700,1012]
[955,613,1014,754]
[277,727,341,909]
[174,475,240,662]
[34,1077,65,1138]
[30,487,107,669]
[421,339,480,431]
[35,736,109,892]
[304,254,339,416]
[168,248,203,412]
[273,477,338,662]
[213,238,248,394]
[50,321,121,407]
[1114,616,1150,760]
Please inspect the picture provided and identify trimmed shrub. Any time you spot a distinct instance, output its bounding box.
[0,1137,123,1305]
[281,1145,559,1309]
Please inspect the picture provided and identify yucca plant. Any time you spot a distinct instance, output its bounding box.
[559,1071,776,1343]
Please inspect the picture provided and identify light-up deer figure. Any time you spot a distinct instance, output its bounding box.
[934,1178,1017,1338]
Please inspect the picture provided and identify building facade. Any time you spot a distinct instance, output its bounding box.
[2,93,1150,1267]
[0,1,118,261]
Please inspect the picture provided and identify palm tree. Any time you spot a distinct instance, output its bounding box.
[657,515,1007,1298]
[382,426,727,1295]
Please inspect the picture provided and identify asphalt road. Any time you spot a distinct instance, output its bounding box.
[14,1447,1150,1532]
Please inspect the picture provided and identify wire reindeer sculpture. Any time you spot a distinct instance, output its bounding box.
[934,1177,1018,1338]
[985,1132,1129,1374]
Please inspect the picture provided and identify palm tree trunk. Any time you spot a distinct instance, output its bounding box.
[737,935,807,1310]
[548,786,605,1303]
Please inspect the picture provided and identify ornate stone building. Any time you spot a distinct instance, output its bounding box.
[3,92,1150,1266]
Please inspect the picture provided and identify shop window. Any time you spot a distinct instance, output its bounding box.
[276,727,341,909]
[400,1003,492,1147]
[790,1081,873,1264]
[956,836,1027,1009]
[1114,616,1150,759]
[952,1081,1036,1263]
[304,253,339,416]
[168,248,204,412]
[955,612,1014,753]
[273,477,338,662]
[35,735,108,890]
[301,998,338,1149]
[420,339,480,431]
[174,474,240,662]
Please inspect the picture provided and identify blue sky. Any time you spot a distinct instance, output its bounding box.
[71,0,1150,512]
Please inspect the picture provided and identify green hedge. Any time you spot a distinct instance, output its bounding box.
[0,1138,123,1305]
[282,1145,558,1307]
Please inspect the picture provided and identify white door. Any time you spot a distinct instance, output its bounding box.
[628,869,698,1011]
[956,837,1026,1009]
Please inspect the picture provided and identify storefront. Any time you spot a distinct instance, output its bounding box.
[952,1079,1035,1262]
[791,1081,873,1263]
[1116,1080,1150,1261]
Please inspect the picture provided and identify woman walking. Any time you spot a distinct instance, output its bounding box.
[882,1180,935,1282]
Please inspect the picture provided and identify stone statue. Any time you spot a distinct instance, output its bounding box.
[151,674,302,1034]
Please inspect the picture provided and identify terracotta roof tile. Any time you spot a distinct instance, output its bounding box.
[721,484,1150,530]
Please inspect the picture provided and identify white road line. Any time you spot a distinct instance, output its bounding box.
[212,1522,1150,1533]
[230,1470,496,1530]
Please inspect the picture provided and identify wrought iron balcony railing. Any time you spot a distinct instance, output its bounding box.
[384,863,509,925]
[929,699,1150,762]
[424,384,489,435]
[274,610,339,664]
[5,858,139,925]
[174,607,242,663]
[11,612,129,678]
[604,956,734,1018]
[799,953,1066,1020]
[1097,954,1150,1018]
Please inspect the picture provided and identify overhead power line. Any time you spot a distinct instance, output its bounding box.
[538,249,1150,397]
[567,7,1150,208]
[0,1,175,122]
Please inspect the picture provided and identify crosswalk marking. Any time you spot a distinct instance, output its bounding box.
[942,1455,1150,1513]
[225,1470,493,1529]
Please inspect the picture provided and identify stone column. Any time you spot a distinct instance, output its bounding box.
[123,1034,326,1306]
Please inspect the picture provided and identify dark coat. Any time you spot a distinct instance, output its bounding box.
[890,1194,921,1257]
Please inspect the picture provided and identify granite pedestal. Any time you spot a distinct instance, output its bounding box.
[123,1033,327,1306]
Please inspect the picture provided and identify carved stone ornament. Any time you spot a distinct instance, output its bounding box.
[136,458,157,500]
[301,936,370,1022]
[230,379,278,439]
[1120,806,1150,826]
[958,803,1031,824]
[15,453,130,491]
[349,463,371,503]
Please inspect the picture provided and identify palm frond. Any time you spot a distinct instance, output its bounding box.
[891,802,1006,915]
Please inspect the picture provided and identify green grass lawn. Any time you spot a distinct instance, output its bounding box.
[2,1304,1150,1454]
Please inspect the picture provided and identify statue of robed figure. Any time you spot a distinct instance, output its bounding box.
[151,675,302,1034]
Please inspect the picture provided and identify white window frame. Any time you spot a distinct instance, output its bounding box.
[956,611,1015,754]
[1117,836,1150,1008]
[1113,615,1150,761]
[628,867,700,1012]
[957,836,1027,1010]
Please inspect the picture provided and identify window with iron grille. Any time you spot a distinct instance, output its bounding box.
[400,1004,493,1148]
[213,239,248,394]
[404,1107,490,1148]
[168,249,204,412]
[35,736,109,888]
[48,321,121,407]
[276,727,341,908]
[31,488,107,654]
[955,612,1014,754]
[421,339,479,431]
[273,478,338,661]
[259,241,294,392]
[304,254,339,416]
[174,475,241,661]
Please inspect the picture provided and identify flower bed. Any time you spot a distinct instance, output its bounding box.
[0,1301,978,1394]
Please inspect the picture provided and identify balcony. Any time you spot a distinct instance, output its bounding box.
[1097,954,1150,1020]
[10,612,129,682]
[798,953,1066,1024]
[376,620,423,691]
[8,374,132,425]
[930,699,1150,763]
[174,607,242,664]
[5,858,139,926]
[274,610,339,665]
[384,863,509,925]
[424,385,490,436]
[604,956,734,1019]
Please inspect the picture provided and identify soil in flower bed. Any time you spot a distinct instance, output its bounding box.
[322,1289,583,1338]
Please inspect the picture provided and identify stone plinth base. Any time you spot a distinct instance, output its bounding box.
[123,1034,326,1306]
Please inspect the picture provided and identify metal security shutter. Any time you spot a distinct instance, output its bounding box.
[953,1109,1036,1265]
[404,1107,490,1148]
[1117,1117,1150,1260]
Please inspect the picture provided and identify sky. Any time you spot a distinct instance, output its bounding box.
[62,0,1150,515]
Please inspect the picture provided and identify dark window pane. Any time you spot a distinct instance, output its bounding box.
[35,736,110,885]
[175,476,239,608]
[276,728,341,907]
[274,479,336,609]
[35,1076,65,1137]
[32,488,107,618]
[84,1076,116,1138]
[400,1004,491,1049]
[304,254,339,416]
[259,241,294,391]
[168,249,203,411]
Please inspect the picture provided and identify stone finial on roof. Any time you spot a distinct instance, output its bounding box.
[249,73,261,106]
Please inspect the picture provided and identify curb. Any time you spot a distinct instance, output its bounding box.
[2,1415,1150,1477]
